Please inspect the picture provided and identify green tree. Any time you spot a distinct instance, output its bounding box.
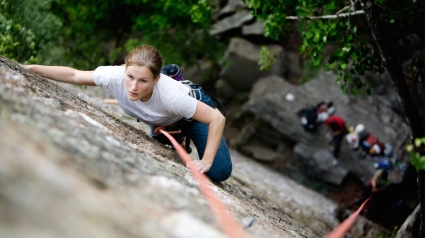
[2,0,225,72]
[241,0,425,235]
[0,1,40,64]
[1,0,62,64]
[49,0,225,69]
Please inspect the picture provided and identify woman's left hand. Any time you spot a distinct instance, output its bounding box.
[191,159,212,174]
[153,126,166,135]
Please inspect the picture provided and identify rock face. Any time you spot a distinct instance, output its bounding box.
[0,56,389,237]
[205,0,417,229]
[219,38,287,91]
[209,34,410,186]
[233,69,410,186]
[0,1,417,236]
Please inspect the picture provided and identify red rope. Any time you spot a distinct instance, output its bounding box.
[161,128,371,238]
[326,198,371,238]
[160,129,246,238]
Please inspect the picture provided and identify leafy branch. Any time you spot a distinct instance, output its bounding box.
[286,10,364,20]
[406,137,425,171]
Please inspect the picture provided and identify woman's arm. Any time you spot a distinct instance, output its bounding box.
[191,101,226,173]
[25,65,96,86]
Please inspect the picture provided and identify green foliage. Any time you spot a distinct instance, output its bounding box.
[258,46,277,71]
[243,0,298,40]
[300,58,322,84]
[189,0,213,24]
[0,5,40,64]
[1,0,62,64]
[48,0,224,69]
[294,2,380,94]
[1,0,224,70]
[406,138,425,171]
[242,0,424,96]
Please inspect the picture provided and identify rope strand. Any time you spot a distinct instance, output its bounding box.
[160,129,246,238]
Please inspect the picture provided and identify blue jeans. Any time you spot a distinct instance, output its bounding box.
[151,119,232,182]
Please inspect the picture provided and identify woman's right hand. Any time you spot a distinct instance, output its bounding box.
[189,159,212,174]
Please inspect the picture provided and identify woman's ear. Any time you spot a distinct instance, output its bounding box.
[154,75,160,84]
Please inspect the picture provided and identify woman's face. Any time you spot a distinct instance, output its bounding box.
[125,65,159,102]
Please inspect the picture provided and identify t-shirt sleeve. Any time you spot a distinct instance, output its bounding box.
[93,66,125,89]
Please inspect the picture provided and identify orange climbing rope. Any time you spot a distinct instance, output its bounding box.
[161,128,372,238]
[160,129,246,238]
[326,197,371,238]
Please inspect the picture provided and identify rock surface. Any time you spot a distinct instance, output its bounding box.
[0,56,389,237]
[213,36,410,186]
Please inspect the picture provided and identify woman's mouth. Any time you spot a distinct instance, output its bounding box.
[129,91,138,97]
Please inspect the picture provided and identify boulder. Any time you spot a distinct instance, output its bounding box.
[294,143,349,185]
[219,38,286,91]
[0,55,390,238]
[216,0,248,19]
[237,70,410,184]
[210,10,254,35]
[242,20,264,35]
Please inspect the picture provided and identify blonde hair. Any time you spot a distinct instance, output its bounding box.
[125,45,163,78]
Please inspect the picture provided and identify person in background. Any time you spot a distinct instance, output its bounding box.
[345,123,365,150]
[316,101,335,122]
[24,44,232,182]
[370,169,392,192]
[296,101,335,132]
[325,115,348,166]
[353,124,393,160]
[349,169,392,214]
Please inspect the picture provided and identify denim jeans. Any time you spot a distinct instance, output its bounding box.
[151,119,232,182]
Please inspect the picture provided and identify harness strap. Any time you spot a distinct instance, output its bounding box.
[185,81,227,116]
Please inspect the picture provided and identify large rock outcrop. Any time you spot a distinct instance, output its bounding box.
[179,0,416,229]
[209,36,409,186]
[234,70,410,185]
[0,55,389,237]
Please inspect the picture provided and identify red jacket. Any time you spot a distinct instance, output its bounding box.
[325,115,346,131]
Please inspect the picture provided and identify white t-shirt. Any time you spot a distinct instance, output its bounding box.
[93,66,197,126]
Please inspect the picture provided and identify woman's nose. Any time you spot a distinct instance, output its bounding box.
[130,81,138,90]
